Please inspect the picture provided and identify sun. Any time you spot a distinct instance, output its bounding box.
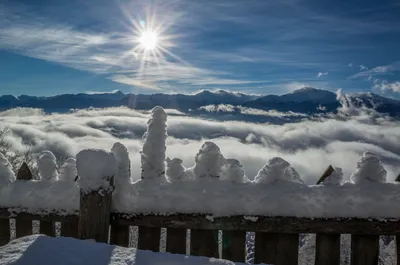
[139,30,159,51]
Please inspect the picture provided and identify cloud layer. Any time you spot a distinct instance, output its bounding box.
[0,107,399,184]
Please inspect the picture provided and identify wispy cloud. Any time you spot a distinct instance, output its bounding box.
[317,72,328,78]
[349,62,400,79]
[348,63,353,67]
[359,65,368,71]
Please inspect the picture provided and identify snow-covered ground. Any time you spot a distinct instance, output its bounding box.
[0,235,251,265]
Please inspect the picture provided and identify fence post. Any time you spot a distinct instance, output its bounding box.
[76,149,116,243]
[15,162,33,238]
[315,165,340,265]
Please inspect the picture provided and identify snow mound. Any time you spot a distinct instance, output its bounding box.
[76,149,117,193]
[141,106,167,180]
[254,157,304,184]
[351,152,387,184]
[111,142,131,184]
[322,167,343,186]
[1,235,248,265]
[0,153,15,184]
[38,151,58,181]
[59,158,77,182]
[193,141,225,179]
[220,158,249,183]
[166,157,187,182]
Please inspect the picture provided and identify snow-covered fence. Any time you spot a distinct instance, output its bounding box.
[1,107,400,265]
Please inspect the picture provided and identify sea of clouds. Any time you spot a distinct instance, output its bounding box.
[0,106,399,184]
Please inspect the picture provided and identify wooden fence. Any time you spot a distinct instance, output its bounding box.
[1,162,400,265]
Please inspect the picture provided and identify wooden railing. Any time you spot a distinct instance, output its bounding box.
[0,163,399,265]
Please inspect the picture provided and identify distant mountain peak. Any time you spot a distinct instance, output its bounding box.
[291,87,322,93]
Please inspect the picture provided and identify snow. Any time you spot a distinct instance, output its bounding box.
[38,151,58,181]
[193,142,225,179]
[111,142,131,184]
[141,106,167,180]
[254,157,304,184]
[0,153,15,184]
[0,235,250,265]
[59,158,77,182]
[76,149,117,193]
[220,159,249,183]
[350,151,387,184]
[166,157,187,182]
[322,167,343,186]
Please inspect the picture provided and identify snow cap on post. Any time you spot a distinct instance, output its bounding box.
[166,157,186,182]
[76,149,117,193]
[111,142,131,184]
[220,158,249,183]
[59,157,77,182]
[0,153,16,184]
[193,141,225,179]
[254,157,303,184]
[141,106,167,180]
[350,151,387,184]
[38,150,58,181]
[322,167,343,185]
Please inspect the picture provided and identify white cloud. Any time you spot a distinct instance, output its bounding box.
[348,63,353,67]
[373,79,400,93]
[0,107,399,185]
[349,62,400,79]
[360,65,368,71]
[317,72,328,78]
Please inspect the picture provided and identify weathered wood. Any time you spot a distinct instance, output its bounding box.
[111,213,400,235]
[78,190,112,243]
[110,224,130,247]
[315,233,340,265]
[0,218,10,246]
[17,162,32,180]
[222,230,246,262]
[316,165,334,184]
[351,235,379,265]
[138,226,160,252]
[40,220,55,237]
[0,209,78,222]
[166,228,186,254]
[61,220,79,238]
[15,163,33,238]
[255,232,299,265]
[396,235,400,265]
[190,229,219,258]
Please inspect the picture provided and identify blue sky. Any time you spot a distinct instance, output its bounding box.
[1,0,400,97]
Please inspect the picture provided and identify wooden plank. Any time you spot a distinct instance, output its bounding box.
[40,221,55,237]
[110,224,130,247]
[166,228,186,254]
[0,218,10,246]
[190,229,218,258]
[111,213,400,235]
[138,226,160,252]
[351,234,379,265]
[15,163,33,238]
[61,220,79,238]
[255,232,299,265]
[222,230,246,262]
[316,165,335,184]
[0,209,78,222]
[78,189,112,243]
[315,233,340,265]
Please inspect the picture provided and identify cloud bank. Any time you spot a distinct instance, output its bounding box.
[0,107,399,184]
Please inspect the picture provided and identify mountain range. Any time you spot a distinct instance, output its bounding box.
[0,87,399,117]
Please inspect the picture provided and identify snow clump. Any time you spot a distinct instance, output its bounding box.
[322,167,343,186]
[193,141,225,179]
[350,151,387,184]
[76,149,117,193]
[166,158,186,182]
[59,158,77,182]
[220,158,248,183]
[254,157,303,184]
[38,151,58,181]
[111,142,131,184]
[141,106,167,180]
